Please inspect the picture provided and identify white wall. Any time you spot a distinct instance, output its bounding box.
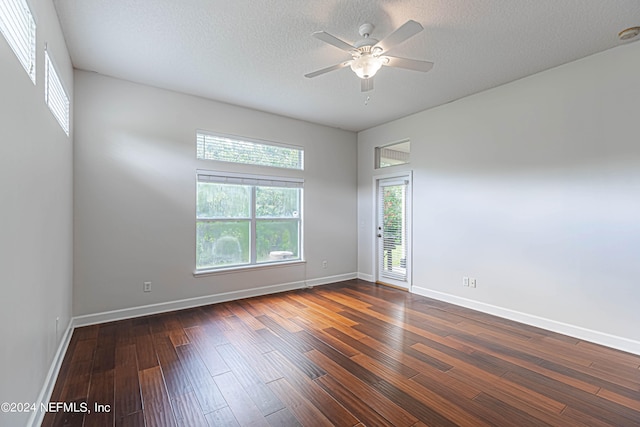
[0,1,74,425]
[358,41,640,352]
[73,71,357,317]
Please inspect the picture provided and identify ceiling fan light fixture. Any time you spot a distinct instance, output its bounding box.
[350,54,384,79]
[305,20,432,91]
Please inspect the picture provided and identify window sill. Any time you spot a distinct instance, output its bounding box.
[193,259,306,277]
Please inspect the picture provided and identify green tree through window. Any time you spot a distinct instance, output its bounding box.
[196,176,302,270]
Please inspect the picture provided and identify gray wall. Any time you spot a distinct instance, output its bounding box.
[73,71,357,316]
[0,1,73,425]
[358,41,640,351]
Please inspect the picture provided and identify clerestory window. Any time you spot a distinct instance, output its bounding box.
[196,131,303,170]
[0,0,36,83]
[45,49,70,136]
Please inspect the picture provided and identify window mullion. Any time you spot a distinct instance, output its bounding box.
[250,186,257,264]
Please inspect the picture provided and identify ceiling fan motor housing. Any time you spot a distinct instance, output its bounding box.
[359,23,374,37]
[354,22,379,49]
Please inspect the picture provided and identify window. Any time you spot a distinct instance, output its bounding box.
[197,132,304,170]
[376,140,410,168]
[0,0,36,82]
[45,49,70,136]
[196,171,303,271]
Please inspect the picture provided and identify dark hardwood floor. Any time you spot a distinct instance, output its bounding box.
[43,279,640,426]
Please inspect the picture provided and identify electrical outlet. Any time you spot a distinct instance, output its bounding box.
[143,281,152,292]
[470,278,477,288]
[463,276,469,287]
[322,260,328,269]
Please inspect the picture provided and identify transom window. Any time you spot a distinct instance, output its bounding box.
[375,140,410,168]
[0,0,36,83]
[196,131,304,170]
[196,171,303,271]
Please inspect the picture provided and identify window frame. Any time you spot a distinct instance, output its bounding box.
[195,170,304,274]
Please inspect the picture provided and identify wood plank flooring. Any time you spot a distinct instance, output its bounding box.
[42,279,640,426]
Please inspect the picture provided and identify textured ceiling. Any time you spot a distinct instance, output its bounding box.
[53,0,640,132]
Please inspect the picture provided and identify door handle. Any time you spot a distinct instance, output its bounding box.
[377,234,382,238]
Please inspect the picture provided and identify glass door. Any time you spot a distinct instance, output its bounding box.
[376,174,411,290]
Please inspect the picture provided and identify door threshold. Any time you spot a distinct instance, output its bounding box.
[376,281,409,292]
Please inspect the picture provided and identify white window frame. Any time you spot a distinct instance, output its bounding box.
[196,131,304,170]
[0,0,36,83]
[45,48,70,136]
[195,170,304,274]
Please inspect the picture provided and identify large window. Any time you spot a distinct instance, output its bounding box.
[0,0,36,83]
[197,131,304,170]
[196,171,303,271]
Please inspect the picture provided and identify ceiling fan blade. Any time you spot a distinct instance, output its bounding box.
[361,77,373,92]
[304,61,351,78]
[374,20,424,53]
[383,56,434,72]
[312,31,356,52]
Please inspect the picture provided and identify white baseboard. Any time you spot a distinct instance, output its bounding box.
[357,272,374,282]
[306,272,357,288]
[28,319,74,427]
[74,273,357,327]
[412,286,640,356]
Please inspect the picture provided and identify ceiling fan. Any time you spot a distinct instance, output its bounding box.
[305,20,434,92]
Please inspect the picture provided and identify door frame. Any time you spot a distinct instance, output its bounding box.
[372,171,412,291]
